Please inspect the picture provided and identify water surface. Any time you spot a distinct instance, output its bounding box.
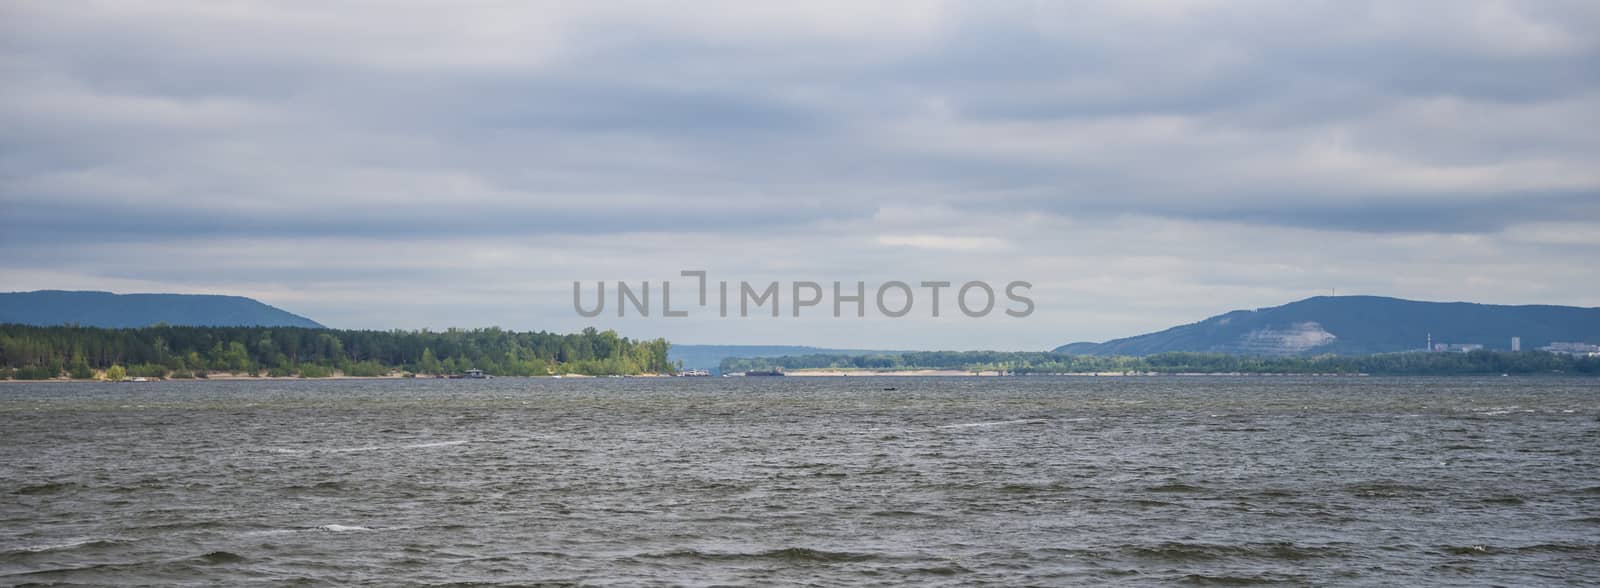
[2,376,1597,585]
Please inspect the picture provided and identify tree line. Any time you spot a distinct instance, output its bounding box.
[0,324,673,379]
[721,350,1600,376]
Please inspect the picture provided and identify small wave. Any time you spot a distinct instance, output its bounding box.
[4,549,250,578]
[12,482,83,496]
[938,419,1047,429]
[1124,541,1337,562]
[1473,406,1527,416]
[3,537,130,556]
[237,524,378,537]
[1127,499,1176,507]
[235,528,300,538]
[267,440,468,454]
[1147,483,1206,493]
[4,560,140,578]
[643,547,878,563]
[911,563,972,575]
[869,510,945,518]
[754,547,878,563]
[284,480,349,494]
[1440,542,1597,556]
[1442,544,1492,556]
[1479,495,1525,505]
[1346,481,1430,497]
[197,550,247,564]
[1179,573,1283,585]
[1125,543,1227,562]
[997,481,1081,494]
[1516,542,1593,554]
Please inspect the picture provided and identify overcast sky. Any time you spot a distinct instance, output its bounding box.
[3,1,1597,350]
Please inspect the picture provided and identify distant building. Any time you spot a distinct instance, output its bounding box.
[1542,342,1600,355]
[1511,337,1521,352]
[1434,343,1483,353]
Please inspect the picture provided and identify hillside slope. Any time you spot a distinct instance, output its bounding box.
[0,290,324,328]
[1055,296,1600,356]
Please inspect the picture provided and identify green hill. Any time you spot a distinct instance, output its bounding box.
[0,290,324,329]
[1055,296,1600,356]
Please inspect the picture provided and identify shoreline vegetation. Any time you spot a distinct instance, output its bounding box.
[723,350,1600,377]
[0,372,674,383]
[0,324,672,381]
[4,323,1596,381]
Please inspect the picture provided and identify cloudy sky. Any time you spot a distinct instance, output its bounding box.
[3,1,1597,350]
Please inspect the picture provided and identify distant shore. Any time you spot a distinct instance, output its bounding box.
[0,372,673,383]
[778,369,1371,377]
[783,369,999,377]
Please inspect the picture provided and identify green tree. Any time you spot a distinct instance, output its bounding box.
[105,364,127,381]
[68,349,93,379]
[419,347,441,375]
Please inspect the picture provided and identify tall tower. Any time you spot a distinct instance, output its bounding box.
[1427,333,1432,352]
[1512,336,1521,352]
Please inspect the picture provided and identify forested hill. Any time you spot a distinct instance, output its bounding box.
[0,290,323,328]
[0,324,672,379]
[1056,296,1600,356]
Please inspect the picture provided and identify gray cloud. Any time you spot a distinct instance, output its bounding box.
[2,1,1597,348]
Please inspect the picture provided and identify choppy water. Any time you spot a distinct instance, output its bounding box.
[2,376,1597,586]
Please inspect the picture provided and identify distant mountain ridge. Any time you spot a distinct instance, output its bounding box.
[1056,296,1600,356]
[0,290,324,328]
